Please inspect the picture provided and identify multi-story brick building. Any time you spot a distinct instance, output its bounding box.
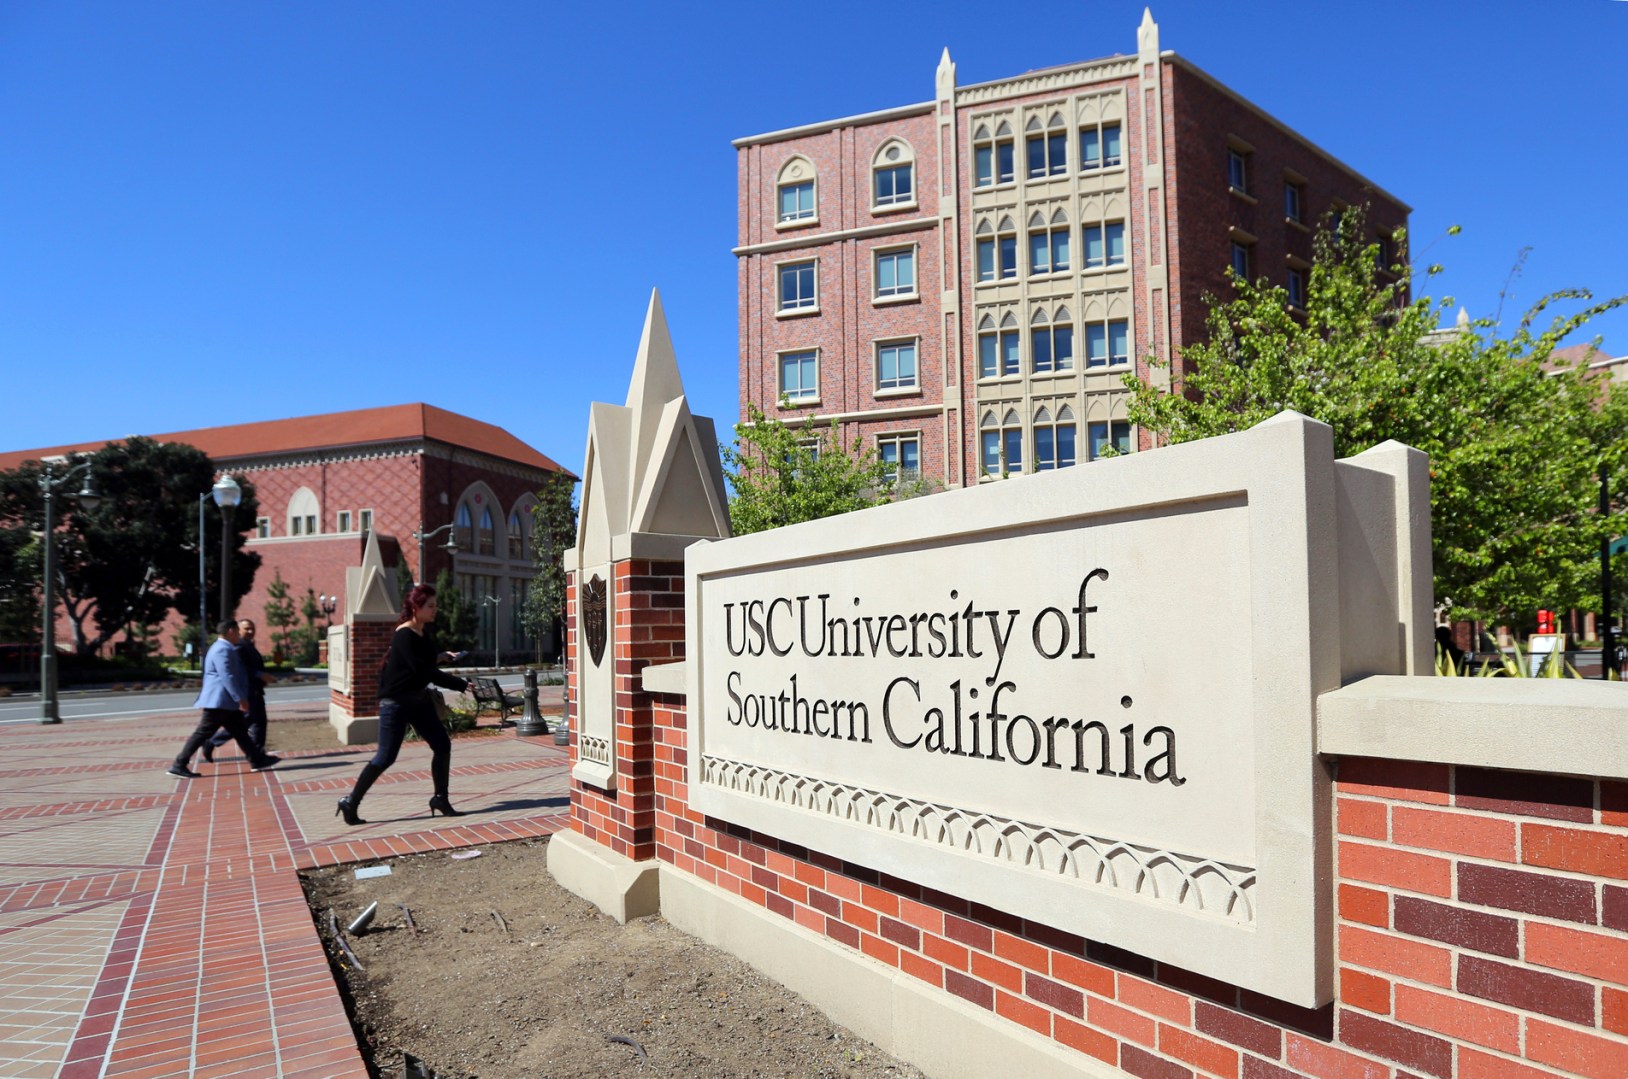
[735,11,1409,487]
[0,403,572,660]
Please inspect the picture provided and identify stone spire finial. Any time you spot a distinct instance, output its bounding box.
[936,47,955,100]
[1456,307,1471,329]
[625,289,687,500]
[347,528,398,619]
[1139,8,1159,54]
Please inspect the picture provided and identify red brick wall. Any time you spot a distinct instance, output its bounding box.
[333,619,393,718]
[1163,61,1410,379]
[567,559,685,863]
[579,671,1628,1076]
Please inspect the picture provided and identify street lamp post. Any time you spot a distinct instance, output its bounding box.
[212,476,242,624]
[411,522,459,585]
[197,493,208,666]
[38,460,100,724]
[480,595,501,670]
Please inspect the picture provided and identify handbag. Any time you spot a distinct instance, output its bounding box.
[428,688,450,725]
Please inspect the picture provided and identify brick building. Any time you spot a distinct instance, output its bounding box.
[735,11,1409,487]
[0,403,572,660]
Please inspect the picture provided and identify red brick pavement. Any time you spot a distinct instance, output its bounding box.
[0,700,569,1077]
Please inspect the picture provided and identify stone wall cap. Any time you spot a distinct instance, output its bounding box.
[641,660,687,696]
[1318,675,1628,779]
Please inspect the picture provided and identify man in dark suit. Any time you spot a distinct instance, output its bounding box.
[203,618,271,761]
[168,621,279,778]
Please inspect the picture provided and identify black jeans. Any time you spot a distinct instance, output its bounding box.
[348,692,452,805]
[207,694,266,752]
[176,708,267,768]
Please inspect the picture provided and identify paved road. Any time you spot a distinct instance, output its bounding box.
[0,672,534,726]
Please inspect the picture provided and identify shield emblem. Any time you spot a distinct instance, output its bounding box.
[583,575,607,667]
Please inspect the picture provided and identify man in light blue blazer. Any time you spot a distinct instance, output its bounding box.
[168,621,280,778]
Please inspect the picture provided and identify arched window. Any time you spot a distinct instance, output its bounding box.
[455,502,474,552]
[1031,305,1075,374]
[776,156,817,225]
[872,140,915,209]
[980,408,1024,477]
[508,512,525,560]
[973,121,1015,188]
[287,487,319,537]
[1034,404,1077,471]
[1026,111,1068,178]
[478,508,495,556]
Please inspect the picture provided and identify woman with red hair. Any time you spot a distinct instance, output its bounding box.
[337,584,470,825]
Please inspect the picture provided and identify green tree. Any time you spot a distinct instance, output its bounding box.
[0,438,262,655]
[262,570,298,662]
[432,569,477,655]
[0,525,39,643]
[523,474,577,661]
[723,403,893,536]
[1124,211,1627,620]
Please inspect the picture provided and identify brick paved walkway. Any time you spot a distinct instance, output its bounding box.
[0,700,569,1078]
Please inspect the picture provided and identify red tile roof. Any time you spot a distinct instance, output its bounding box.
[0,403,572,477]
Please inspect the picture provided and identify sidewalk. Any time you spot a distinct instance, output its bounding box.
[0,700,570,1077]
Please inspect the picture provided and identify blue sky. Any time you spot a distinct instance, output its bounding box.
[2,1,1623,478]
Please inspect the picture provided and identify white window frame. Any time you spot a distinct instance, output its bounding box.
[255,517,270,539]
[875,338,919,395]
[876,432,921,485]
[778,348,820,404]
[336,510,352,533]
[1084,319,1131,369]
[359,508,374,533]
[776,259,818,316]
[874,246,917,302]
[1079,121,1123,171]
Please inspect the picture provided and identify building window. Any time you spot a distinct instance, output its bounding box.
[1284,181,1303,224]
[336,510,352,533]
[1031,310,1074,374]
[779,350,819,402]
[778,179,814,223]
[875,248,916,299]
[287,486,319,538]
[778,261,816,311]
[978,323,1021,379]
[1026,114,1068,179]
[1085,319,1130,368]
[980,409,1024,476]
[1083,222,1125,270]
[508,512,525,559]
[1228,147,1249,194]
[974,126,1015,187]
[255,517,270,539]
[1033,406,1077,470]
[1088,420,1133,460]
[1080,122,1122,170]
[1028,223,1071,275]
[455,502,474,551]
[1287,266,1307,308]
[876,340,918,392]
[359,509,373,532]
[874,163,913,207]
[976,221,1018,282]
[1375,230,1396,273]
[477,507,496,556]
[877,434,920,485]
[1231,241,1252,280]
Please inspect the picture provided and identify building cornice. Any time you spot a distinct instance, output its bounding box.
[223,439,562,486]
[733,216,938,258]
[734,102,935,148]
[1162,52,1412,214]
[955,55,1139,106]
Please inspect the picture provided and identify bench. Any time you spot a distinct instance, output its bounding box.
[469,677,524,723]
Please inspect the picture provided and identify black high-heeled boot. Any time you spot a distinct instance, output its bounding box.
[427,795,463,817]
[335,797,367,826]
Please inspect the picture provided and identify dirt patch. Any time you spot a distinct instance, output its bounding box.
[302,838,927,1079]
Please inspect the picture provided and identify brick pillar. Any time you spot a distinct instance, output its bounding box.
[568,558,685,862]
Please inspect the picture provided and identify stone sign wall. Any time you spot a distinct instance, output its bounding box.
[685,412,1426,1006]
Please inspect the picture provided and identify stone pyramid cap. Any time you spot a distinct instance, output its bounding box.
[347,529,398,620]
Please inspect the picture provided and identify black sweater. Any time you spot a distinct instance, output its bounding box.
[378,626,469,700]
